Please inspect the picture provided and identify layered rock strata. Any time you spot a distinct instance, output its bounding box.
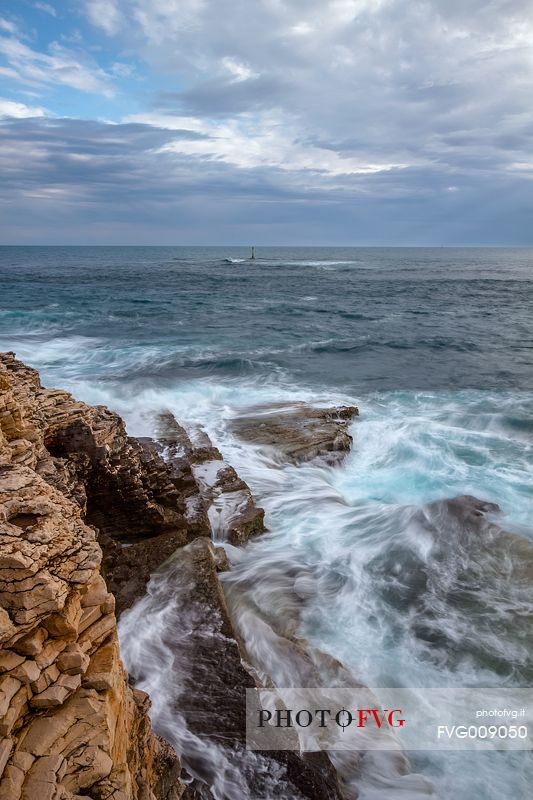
[230,402,359,464]
[153,411,266,548]
[0,353,347,799]
[0,356,183,799]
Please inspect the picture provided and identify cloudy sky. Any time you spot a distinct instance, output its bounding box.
[1,0,532,244]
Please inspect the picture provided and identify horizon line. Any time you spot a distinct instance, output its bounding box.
[1,244,533,249]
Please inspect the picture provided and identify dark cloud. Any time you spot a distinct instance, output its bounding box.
[157,74,286,116]
[1,112,532,245]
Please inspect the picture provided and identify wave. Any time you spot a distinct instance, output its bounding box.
[0,334,103,366]
[120,384,531,800]
[220,258,362,267]
[0,332,495,399]
[219,391,532,799]
[289,260,361,266]
[5,334,530,797]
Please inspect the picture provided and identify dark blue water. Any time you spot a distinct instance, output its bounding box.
[1,246,532,800]
[1,246,532,392]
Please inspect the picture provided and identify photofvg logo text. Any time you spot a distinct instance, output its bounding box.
[258,706,405,730]
[246,688,533,751]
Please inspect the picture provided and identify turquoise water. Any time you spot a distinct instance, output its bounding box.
[1,246,532,798]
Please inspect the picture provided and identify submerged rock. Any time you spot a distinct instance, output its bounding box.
[230,402,358,465]
[367,494,533,682]
[120,537,345,800]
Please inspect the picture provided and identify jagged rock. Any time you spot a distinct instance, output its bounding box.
[213,547,230,573]
[153,410,266,547]
[0,652,25,673]
[230,402,358,464]
[30,665,57,694]
[0,353,190,545]
[29,673,81,709]
[155,412,223,465]
[0,353,213,615]
[191,453,266,546]
[0,461,181,795]
[0,354,183,799]
[11,630,47,657]
[81,574,108,608]
[9,660,38,685]
[99,528,190,617]
[194,463,266,546]
[1,354,349,799]
[56,647,89,676]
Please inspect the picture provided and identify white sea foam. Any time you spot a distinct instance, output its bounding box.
[5,331,531,798]
[115,378,533,799]
[282,260,361,267]
[119,555,263,800]
[3,245,532,799]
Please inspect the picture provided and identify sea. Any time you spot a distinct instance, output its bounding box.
[1,246,532,799]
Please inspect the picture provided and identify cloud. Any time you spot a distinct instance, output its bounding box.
[0,33,115,96]
[221,57,258,83]
[84,0,533,188]
[0,18,17,34]
[34,3,57,17]
[144,111,410,177]
[1,113,532,245]
[85,0,123,36]
[0,97,46,118]
[1,0,533,243]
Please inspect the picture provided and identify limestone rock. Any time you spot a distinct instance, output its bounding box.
[99,528,189,617]
[1,353,348,799]
[0,652,24,673]
[56,647,89,676]
[0,354,183,799]
[193,458,266,547]
[231,401,358,464]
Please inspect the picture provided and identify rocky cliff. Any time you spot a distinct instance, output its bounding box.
[0,353,186,800]
[0,353,348,800]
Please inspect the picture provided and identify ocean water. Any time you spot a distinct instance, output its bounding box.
[1,246,532,799]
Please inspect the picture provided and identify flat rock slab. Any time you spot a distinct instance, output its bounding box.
[230,402,359,465]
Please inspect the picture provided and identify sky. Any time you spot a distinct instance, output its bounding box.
[1,0,533,245]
